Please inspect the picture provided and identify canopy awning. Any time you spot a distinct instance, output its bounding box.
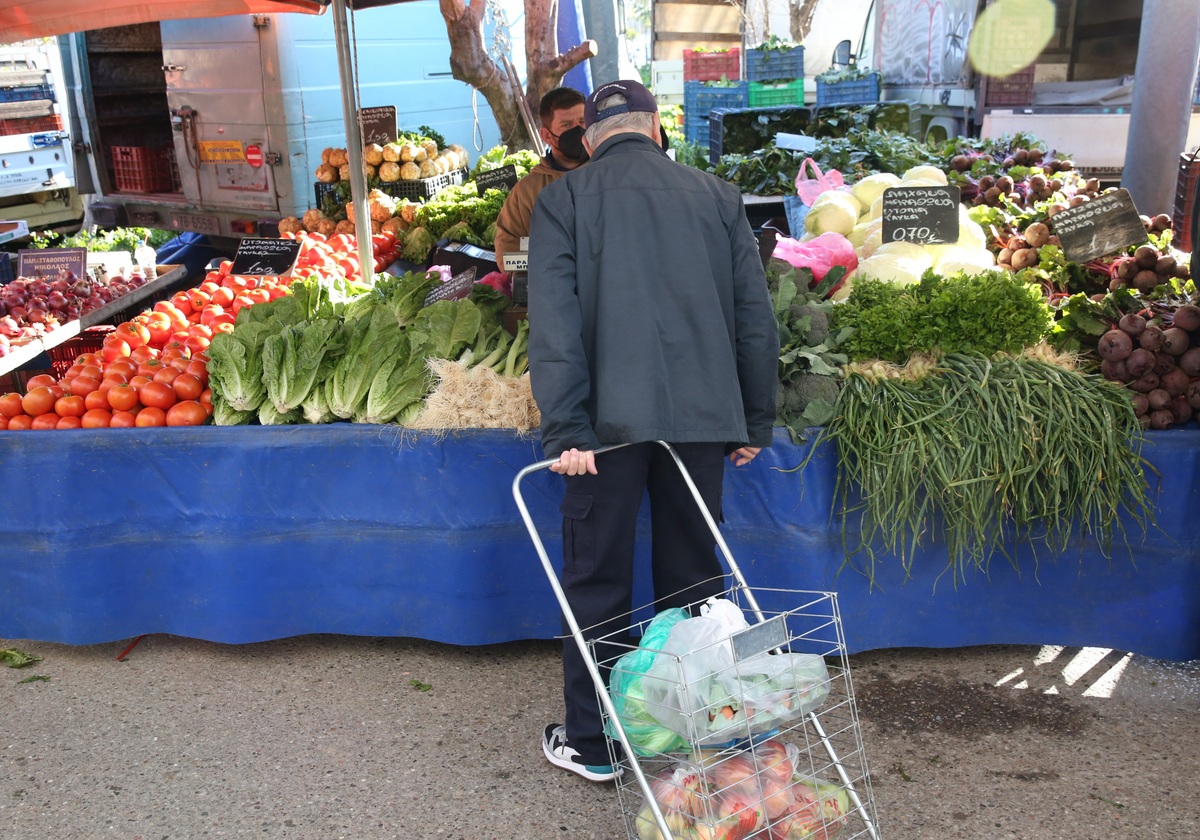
[0,0,414,44]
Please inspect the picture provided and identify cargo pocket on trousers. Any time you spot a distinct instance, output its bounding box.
[560,493,595,577]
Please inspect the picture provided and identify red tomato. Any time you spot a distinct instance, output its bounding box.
[21,387,57,417]
[172,373,203,402]
[117,321,151,350]
[135,407,167,427]
[84,389,110,411]
[139,381,177,411]
[129,345,158,364]
[55,395,86,417]
[110,410,139,428]
[55,415,82,430]
[166,400,208,426]
[0,415,7,430]
[153,366,182,387]
[185,360,209,385]
[210,286,235,307]
[80,408,112,428]
[68,376,100,397]
[105,359,138,379]
[25,374,57,390]
[138,358,167,378]
[218,259,233,276]
[31,412,60,431]
[185,335,211,355]
[6,414,32,430]
[106,383,141,412]
[76,352,101,368]
[100,339,132,363]
[0,392,26,418]
[199,281,221,296]
[199,388,214,415]
[188,289,211,311]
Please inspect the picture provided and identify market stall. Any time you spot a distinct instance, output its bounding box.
[1,425,1197,661]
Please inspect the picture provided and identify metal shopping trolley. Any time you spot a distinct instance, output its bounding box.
[513,441,881,840]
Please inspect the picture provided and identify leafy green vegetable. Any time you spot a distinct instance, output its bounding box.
[355,334,428,425]
[833,269,1052,363]
[210,391,256,426]
[1,647,42,668]
[407,299,482,362]
[326,305,405,419]
[262,317,345,414]
[206,321,277,412]
[401,226,437,264]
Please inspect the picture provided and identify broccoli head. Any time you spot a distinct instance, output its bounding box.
[778,372,842,419]
[789,303,830,346]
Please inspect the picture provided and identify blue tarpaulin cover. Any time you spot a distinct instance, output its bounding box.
[1,427,1198,660]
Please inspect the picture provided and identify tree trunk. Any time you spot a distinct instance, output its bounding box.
[439,0,596,150]
[791,0,822,42]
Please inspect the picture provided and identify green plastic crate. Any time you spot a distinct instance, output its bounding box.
[748,80,805,107]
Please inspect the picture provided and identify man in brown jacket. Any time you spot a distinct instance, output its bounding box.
[492,87,587,266]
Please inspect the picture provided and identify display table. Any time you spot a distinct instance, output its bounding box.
[1,426,1197,661]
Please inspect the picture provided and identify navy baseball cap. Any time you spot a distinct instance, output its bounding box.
[584,80,659,127]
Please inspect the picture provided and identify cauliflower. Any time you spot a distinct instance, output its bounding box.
[316,218,337,237]
[854,252,928,286]
[277,216,303,235]
[399,161,421,181]
[335,219,356,236]
[378,161,401,182]
[932,245,995,276]
[315,163,339,183]
[363,143,384,166]
[301,209,327,230]
[382,143,403,162]
[327,148,349,168]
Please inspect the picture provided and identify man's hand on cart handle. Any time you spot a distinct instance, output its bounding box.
[550,448,598,476]
[729,446,761,467]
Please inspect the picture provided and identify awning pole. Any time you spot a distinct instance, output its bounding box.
[331,0,377,283]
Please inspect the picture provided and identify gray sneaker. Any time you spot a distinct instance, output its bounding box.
[542,724,620,782]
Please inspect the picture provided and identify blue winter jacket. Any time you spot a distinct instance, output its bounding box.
[527,130,778,458]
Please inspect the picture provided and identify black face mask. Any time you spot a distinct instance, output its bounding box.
[556,126,589,164]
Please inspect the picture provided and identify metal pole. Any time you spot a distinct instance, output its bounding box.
[331,0,377,283]
[1122,0,1200,214]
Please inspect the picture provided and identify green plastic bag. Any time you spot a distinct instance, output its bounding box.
[606,608,691,756]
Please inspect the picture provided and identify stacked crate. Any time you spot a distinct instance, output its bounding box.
[745,45,805,108]
[815,72,882,108]
[682,48,746,148]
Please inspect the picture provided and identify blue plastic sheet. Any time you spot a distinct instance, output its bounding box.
[1,426,1198,660]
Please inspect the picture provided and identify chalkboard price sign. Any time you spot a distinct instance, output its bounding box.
[881,185,961,244]
[474,165,519,193]
[229,237,302,276]
[358,106,398,147]
[1050,188,1147,264]
[423,266,478,307]
[17,247,88,281]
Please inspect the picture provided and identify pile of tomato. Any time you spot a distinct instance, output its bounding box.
[0,260,294,430]
[286,229,401,279]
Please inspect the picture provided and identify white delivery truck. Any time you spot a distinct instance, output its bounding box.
[0,38,85,233]
[60,6,511,242]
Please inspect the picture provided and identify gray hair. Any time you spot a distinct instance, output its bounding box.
[583,93,656,149]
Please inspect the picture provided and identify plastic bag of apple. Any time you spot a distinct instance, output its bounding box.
[0,261,296,430]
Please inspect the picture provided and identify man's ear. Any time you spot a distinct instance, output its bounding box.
[538,126,554,148]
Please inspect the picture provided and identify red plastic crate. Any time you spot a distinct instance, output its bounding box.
[111,145,174,193]
[683,48,740,82]
[48,326,115,377]
[984,64,1035,107]
[0,114,64,136]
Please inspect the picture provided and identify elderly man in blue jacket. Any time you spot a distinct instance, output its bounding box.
[527,79,779,782]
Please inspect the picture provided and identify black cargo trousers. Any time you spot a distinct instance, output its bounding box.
[558,440,727,766]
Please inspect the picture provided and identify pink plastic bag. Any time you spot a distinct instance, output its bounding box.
[795,158,846,207]
[771,232,859,288]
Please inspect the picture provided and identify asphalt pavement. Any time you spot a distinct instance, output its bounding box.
[2,634,1197,839]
